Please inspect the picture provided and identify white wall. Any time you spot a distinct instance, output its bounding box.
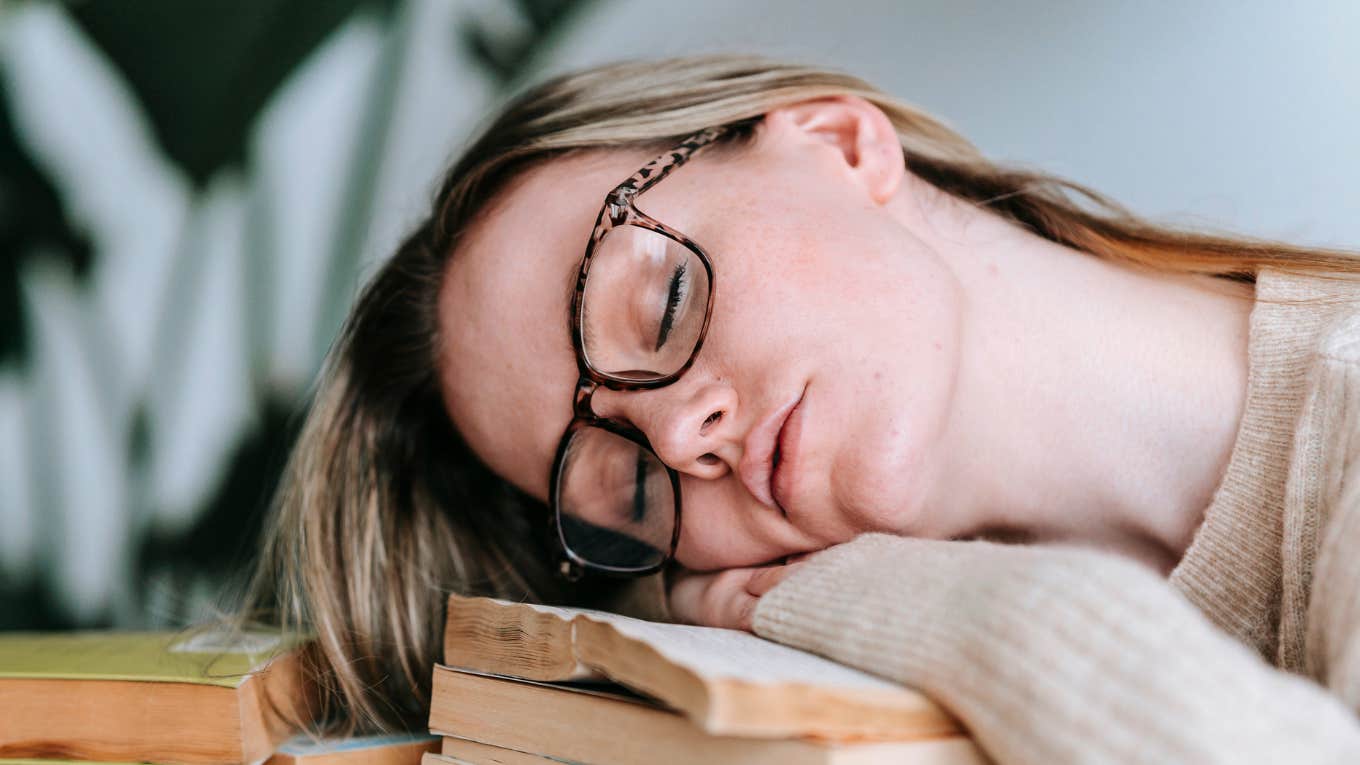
[531,1,1360,249]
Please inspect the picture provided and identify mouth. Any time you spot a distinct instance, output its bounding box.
[739,386,799,511]
[770,390,806,518]
[737,389,805,515]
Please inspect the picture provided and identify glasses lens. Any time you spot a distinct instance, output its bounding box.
[580,225,710,381]
[554,426,676,571]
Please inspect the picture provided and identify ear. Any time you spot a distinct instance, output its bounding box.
[761,95,905,205]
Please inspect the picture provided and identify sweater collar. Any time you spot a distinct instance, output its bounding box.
[1168,266,1355,657]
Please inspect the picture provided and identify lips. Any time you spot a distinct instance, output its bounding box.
[770,391,806,517]
[737,389,805,516]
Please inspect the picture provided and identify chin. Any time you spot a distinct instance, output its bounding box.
[832,441,937,539]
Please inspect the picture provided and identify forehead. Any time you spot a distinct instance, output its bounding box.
[436,147,691,500]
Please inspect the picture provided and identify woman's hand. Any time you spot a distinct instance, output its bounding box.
[666,559,809,631]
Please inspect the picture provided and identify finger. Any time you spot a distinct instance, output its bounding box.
[734,593,759,633]
[746,561,807,597]
[707,569,759,629]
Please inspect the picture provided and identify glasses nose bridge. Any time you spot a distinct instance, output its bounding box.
[573,376,600,419]
[576,373,687,437]
[574,374,664,424]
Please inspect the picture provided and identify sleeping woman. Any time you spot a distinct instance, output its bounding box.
[239,55,1360,763]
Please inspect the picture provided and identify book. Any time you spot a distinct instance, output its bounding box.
[429,665,985,765]
[266,733,439,764]
[0,734,437,765]
[425,742,578,764]
[433,738,582,764]
[0,630,311,764]
[435,740,579,762]
[442,593,960,740]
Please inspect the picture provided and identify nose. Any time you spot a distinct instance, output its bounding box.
[590,377,737,480]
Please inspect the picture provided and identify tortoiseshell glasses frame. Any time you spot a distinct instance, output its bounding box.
[548,125,731,582]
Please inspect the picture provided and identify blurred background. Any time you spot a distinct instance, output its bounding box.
[2,0,1357,631]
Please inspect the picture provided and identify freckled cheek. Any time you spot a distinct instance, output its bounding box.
[708,265,834,360]
[716,224,824,289]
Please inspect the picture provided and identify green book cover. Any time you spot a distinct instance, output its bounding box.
[0,631,302,688]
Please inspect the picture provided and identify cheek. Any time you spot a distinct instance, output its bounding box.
[827,318,960,536]
[823,250,964,537]
[672,479,785,571]
[719,212,938,351]
[831,406,938,534]
[681,186,966,544]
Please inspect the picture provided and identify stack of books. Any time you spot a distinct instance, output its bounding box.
[0,630,436,764]
[425,593,987,765]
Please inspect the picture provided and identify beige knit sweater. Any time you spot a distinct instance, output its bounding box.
[751,266,1360,764]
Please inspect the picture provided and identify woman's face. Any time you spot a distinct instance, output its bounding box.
[437,98,967,572]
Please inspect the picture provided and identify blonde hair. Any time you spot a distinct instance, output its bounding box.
[234,54,1360,734]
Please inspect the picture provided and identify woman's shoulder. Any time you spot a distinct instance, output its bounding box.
[1256,265,1360,370]
[1301,295,1360,495]
[1316,307,1360,366]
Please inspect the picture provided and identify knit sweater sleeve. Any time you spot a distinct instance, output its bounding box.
[1310,463,1360,710]
[752,533,1360,764]
[1305,347,1360,709]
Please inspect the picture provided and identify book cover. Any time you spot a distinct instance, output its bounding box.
[429,665,985,765]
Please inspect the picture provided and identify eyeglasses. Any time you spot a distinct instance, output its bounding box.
[548,126,730,582]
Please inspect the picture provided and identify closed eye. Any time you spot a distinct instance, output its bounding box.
[655,261,688,351]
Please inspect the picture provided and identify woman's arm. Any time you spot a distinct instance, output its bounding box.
[750,533,1360,765]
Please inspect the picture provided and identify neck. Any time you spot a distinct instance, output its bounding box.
[913,189,1254,575]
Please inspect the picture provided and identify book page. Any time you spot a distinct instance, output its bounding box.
[574,611,904,692]
[447,598,602,681]
[438,665,660,707]
[515,600,625,623]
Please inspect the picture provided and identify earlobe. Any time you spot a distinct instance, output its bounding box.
[766,95,906,206]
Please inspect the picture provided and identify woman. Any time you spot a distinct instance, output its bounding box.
[240,56,1360,762]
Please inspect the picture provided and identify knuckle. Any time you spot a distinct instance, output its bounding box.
[714,567,754,589]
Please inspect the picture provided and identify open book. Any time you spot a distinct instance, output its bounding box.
[442,593,961,741]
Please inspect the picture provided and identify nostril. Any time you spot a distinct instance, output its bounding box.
[701,410,723,432]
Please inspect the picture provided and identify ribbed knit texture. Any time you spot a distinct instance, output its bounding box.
[1169,269,1360,666]
[753,267,1360,764]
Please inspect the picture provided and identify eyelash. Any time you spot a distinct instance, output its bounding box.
[655,262,688,351]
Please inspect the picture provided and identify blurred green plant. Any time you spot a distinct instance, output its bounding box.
[0,0,593,631]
